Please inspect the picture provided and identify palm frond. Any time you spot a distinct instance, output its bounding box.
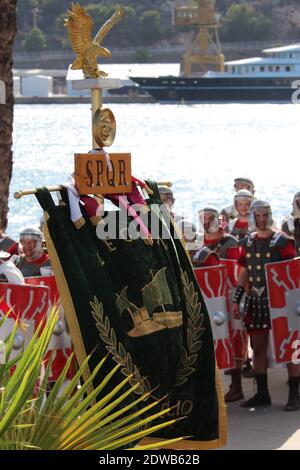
[0,307,182,450]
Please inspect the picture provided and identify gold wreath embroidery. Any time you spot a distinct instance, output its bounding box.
[175,269,205,387]
[90,296,151,397]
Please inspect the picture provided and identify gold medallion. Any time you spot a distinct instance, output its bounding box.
[92,107,116,147]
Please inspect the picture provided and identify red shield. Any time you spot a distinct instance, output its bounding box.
[194,265,234,369]
[25,275,59,307]
[0,283,49,357]
[220,259,248,361]
[25,275,75,381]
[266,257,300,364]
[0,279,75,381]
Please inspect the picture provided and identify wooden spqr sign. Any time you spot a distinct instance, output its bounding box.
[75,152,132,195]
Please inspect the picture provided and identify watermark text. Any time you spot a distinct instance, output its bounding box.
[292,340,300,365]
[0,79,5,104]
[291,80,300,103]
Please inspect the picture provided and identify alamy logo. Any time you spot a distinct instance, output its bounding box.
[291,80,300,103]
[291,340,300,365]
[0,80,5,104]
[95,203,201,251]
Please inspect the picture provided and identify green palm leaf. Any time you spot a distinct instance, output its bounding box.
[0,307,182,450]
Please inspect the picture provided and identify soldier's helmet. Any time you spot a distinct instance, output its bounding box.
[176,219,197,243]
[19,227,43,259]
[234,189,254,210]
[292,191,300,218]
[158,185,175,208]
[234,177,255,195]
[248,200,273,231]
[20,226,42,240]
[198,206,220,234]
[159,185,174,197]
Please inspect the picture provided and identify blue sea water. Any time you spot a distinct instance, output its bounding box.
[8,102,300,239]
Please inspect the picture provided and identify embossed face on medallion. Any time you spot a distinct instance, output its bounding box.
[92,107,116,147]
[100,112,112,138]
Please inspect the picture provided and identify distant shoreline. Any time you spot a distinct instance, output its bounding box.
[14,95,155,105]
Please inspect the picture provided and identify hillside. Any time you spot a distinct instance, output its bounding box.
[15,1,300,53]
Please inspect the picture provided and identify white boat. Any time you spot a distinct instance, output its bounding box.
[131,44,300,103]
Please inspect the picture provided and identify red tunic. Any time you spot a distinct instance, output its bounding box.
[233,219,248,230]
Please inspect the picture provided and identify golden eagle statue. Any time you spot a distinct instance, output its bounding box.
[65,3,124,78]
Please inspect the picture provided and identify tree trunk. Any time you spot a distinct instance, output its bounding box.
[0,0,17,231]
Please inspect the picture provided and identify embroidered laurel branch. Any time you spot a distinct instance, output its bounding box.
[90,297,151,396]
[175,269,205,387]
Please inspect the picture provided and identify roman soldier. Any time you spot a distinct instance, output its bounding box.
[217,192,253,401]
[233,200,299,411]
[158,185,175,213]
[199,206,239,260]
[227,189,255,381]
[227,189,254,241]
[158,185,182,222]
[221,177,255,226]
[281,190,300,255]
[12,227,51,277]
[177,218,219,267]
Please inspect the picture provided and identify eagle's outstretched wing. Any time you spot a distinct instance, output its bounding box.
[94,6,124,45]
[64,3,94,55]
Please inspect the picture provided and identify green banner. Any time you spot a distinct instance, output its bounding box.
[36,184,226,450]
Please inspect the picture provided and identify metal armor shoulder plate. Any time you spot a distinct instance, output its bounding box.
[270,231,292,249]
[222,233,239,248]
[193,246,216,265]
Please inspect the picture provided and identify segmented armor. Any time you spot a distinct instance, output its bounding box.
[241,231,292,330]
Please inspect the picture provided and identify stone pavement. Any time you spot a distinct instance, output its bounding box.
[222,367,300,450]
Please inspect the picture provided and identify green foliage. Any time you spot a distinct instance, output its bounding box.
[22,27,47,52]
[85,4,137,46]
[133,47,152,63]
[15,0,300,52]
[0,309,182,450]
[220,3,274,41]
[139,10,162,45]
